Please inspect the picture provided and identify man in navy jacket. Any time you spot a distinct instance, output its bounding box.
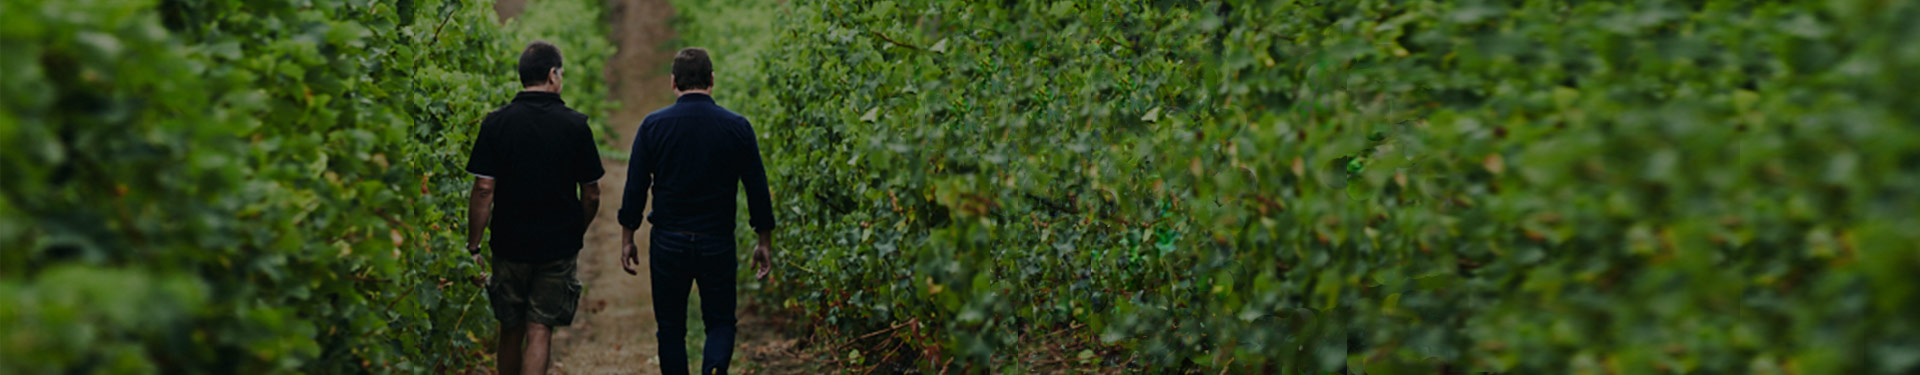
[617,47,775,375]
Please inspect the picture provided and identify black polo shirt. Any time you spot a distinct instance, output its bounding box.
[618,93,775,236]
[467,91,605,262]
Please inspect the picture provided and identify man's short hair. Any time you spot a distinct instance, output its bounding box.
[672,48,713,91]
[518,41,564,87]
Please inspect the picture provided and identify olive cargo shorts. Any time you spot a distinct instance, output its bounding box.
[487,255,582,327]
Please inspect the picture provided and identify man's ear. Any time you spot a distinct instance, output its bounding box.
[669,75,677,91]
[549,67,562,85]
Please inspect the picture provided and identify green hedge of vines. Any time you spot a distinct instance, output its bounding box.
[685,0,1920,372]
[0,0,613,372]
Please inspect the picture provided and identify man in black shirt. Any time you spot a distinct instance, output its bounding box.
[466,41,604,375]
[618,47,775,375]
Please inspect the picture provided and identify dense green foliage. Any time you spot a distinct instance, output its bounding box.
[686,0,1920,372]
[0,0,612,372]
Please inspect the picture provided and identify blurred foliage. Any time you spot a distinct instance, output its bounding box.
[682,0,1920,372]
[0,0,613,372]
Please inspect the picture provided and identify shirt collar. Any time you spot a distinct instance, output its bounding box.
[513,91,564,104]
[676,93,715,104]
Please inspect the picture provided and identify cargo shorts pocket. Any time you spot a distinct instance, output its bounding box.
[526,256,581,327]
[487,260,531,326]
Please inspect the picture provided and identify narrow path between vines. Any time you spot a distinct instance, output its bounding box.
[540,0,669,372]
[495,0,826,374]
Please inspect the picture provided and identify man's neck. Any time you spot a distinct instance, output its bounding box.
[675,89,712,97]
[523,85,560,94]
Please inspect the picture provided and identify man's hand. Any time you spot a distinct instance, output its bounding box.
[466,243,488,286]
[619,226,641,276]
[467,243,485,266]
[751,230,773,281]
[620,242,641,275]
[752,243,772,281]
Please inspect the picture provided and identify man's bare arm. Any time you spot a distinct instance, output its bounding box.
[467,177,497,256]
[579,181,601,227]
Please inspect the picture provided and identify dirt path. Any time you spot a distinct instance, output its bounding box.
[540,0,675,374]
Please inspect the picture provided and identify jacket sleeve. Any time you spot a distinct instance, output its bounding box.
[739,118,776,232]
[618,120,652,230]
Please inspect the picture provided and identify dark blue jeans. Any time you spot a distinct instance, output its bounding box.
[650,229,737,375]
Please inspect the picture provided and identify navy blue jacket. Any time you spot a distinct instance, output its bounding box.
[618,93,775,235]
